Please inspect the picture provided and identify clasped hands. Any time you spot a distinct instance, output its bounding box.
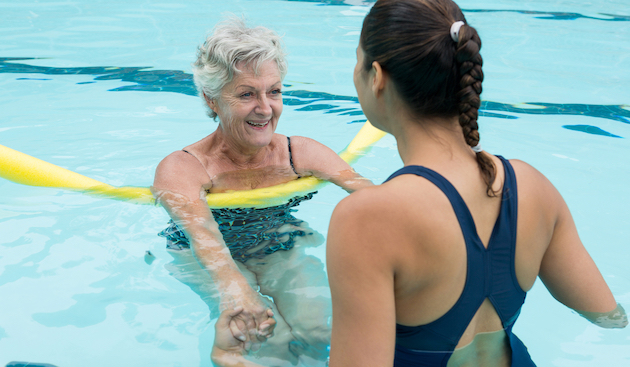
[213,307,276,361]
[217,288,276,355]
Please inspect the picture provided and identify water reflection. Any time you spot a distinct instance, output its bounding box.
[1,58,628,138]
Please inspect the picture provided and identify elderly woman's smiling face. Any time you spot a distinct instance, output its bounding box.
[208,60,283,150]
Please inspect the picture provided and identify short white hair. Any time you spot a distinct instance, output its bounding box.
[192,17,288,120]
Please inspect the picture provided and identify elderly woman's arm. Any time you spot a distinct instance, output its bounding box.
[290,136,374,193]
[211,308,276,367]
[153,151,272,348]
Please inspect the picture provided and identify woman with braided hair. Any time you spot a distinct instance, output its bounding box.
[325,0,627,366]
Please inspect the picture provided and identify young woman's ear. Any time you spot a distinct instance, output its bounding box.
[371,61,387,97]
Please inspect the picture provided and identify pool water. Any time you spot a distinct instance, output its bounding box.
[1,0,629,366]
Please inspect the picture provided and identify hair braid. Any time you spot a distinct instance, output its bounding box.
[360,0,497,195]
[454,24,497,196]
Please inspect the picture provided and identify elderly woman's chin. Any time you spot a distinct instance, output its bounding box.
[231,119,277,148]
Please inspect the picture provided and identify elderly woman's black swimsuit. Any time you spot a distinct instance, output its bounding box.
[158,136,315,263]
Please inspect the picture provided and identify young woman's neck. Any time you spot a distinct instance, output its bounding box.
[389,109,472,167]
[372,80,473,168]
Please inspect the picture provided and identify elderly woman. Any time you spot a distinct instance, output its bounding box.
[152,18,371,366]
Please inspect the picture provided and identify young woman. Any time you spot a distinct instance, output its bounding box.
[325,0,627,366]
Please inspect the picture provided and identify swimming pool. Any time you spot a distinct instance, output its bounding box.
[1,0,629,366]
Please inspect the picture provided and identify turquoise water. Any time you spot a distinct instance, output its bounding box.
[1,0,629,366]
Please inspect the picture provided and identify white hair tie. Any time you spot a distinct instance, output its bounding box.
[450,21,465,43]
[471,143,483,153]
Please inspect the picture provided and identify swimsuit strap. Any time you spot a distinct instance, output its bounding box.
[386,164,488,349]
[182,137,302,182]
[287,136,301,178]
[181,149,213,182]
[386,156,526,352]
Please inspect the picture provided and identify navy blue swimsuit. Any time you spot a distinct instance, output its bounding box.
[384,156,536,367]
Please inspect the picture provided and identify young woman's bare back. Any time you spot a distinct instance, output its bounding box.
[327,154,618,366]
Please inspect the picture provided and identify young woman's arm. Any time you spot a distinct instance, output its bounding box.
[326,188,398,367]
[523,163,627,328]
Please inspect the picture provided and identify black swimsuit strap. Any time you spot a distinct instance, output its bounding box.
[181,149,211,192]
[183,140,301,179]
[287,136,301,178]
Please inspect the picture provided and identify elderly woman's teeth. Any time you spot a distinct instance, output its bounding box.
[247,121,268,127]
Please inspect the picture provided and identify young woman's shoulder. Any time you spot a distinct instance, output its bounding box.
[329,174,443,248]
[331,184,390,218]
[508,158,564,209]
[335,168,454,216]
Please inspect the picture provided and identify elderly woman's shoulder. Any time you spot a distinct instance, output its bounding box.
[286,135,330,150]
[286,134,363,177]
[289,136,337,159]
[158,150,200,169]
[154,150,211,187]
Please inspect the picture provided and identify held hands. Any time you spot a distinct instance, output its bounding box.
[221,285,276,352]
[212,307,276,363]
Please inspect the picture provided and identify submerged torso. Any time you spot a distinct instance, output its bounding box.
[159,192,315,262]
[446,330,511,367]
[160,135,315,262]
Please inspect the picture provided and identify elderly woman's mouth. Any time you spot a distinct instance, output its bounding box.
[246,120,270,127]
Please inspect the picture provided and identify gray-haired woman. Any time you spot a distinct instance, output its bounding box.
[152,18,371,365]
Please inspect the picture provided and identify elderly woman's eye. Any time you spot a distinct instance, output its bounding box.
[270,89,282,95]
[241,92,253,98]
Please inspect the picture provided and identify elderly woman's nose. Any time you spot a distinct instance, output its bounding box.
[255,95,273,115]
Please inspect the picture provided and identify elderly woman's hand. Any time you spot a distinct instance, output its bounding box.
[212,307,275,367]
[221,285,276,351]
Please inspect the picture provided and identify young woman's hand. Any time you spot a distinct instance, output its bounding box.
[213,307,275,354]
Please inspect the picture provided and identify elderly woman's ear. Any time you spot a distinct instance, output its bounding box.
[203,92,217,111]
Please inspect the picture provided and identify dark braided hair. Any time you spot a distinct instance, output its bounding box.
[360,0,497,196]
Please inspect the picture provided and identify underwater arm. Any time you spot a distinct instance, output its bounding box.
[153,152,274,347]
[575,304,627,328]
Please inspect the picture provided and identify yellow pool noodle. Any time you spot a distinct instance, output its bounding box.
[0,121,386,208]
